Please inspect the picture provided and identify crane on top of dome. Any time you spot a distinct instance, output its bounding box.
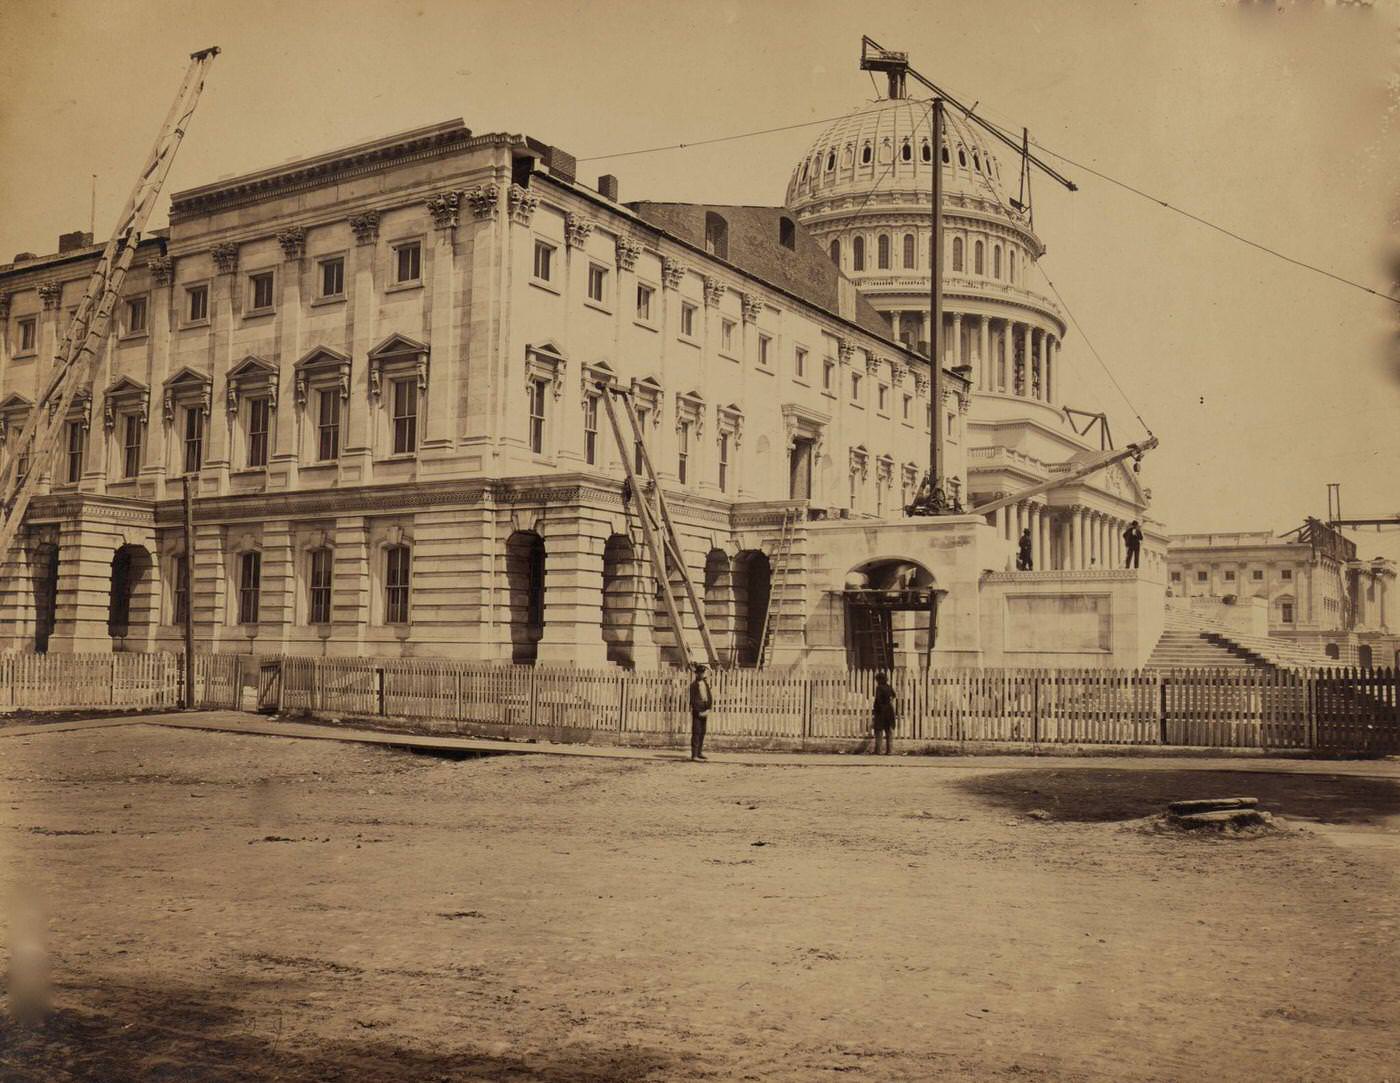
[861,36,1157,520]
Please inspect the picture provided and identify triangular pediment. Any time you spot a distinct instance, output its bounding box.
[0,392,33,412]
[103,375,149,399]
[228,355,278,381]
[163,366,212,390]
[368,333,428,360]
[295,345,351,371]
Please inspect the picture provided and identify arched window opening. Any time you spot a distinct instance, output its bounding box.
[921,140,931,162]
[902,233,915,269]
[861,142,872,165]
[952,236,964,272]
[506,531,546,664]
[973,152,981,172]
[108,545,150,642]
[1009,249,1017,282]
[825,150,836,171]
[779,216,796,250]
[384,544,411,624]
[602,534,640,669]
[33,543,59,654]
[852,235,865,272]
[941,145,950,164]
[705,212,729,260]
[974,240,984,275]
[958,148,967,167]
[800,161,809,183]
[993,245,1002,279]
[877,234,890,270]
[842,144,854,167]
[734,550,771,668]
[829,238,841,267]
[900,139,912,162]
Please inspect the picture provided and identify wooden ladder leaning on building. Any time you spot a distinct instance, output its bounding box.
[595,383,719,670]
[0,47,221,563]
[756,507,798,669]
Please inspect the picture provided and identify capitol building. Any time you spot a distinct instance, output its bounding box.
[0,63,1167,669]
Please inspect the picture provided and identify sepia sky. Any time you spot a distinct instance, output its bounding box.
[2,0,1397,556]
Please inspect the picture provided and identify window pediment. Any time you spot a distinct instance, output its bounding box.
[103,376,150,431]
[849,444,869,479]
[369,333,428,401]
[0,393,33,446]
[525,342,566,401]
[162,367,213,423]
[716,402,744,446]
[630,376,662,424]
[581,359,615,396]
[676,390,704,437]
[226,355,279,413]
[294,346,351,408]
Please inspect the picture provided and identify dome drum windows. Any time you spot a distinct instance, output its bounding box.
[900,139,912,162]
[861,142,873,165]
[852,235,865,272]
[902,233,915,270]
[877,234,891,270]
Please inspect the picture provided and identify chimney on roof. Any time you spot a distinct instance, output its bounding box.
[597,174,619,202]
[543,146,576,184]
[58,230,94,253]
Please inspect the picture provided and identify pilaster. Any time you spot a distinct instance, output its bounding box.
[535,507,609,666]
[331,516,370,655]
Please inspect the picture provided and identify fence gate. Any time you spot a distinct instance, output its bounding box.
[257,660,283,713]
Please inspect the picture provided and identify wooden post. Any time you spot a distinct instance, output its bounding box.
[1159,675,1168,745]
[929,97,945,495]
[182,474,196,709]
[376,666,386,715]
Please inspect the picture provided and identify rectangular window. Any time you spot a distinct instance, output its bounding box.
[718,432,730,493]
[794,347,806,379]
[247,398,270,468]
[533,240,554,282]
[721,319,736,353]
[392,378,418,455]
[172,555,189,626]
[1170,571,1182,582]
[583,395,599,465]
[878,385,888,412]
[394,242,421,284]
[125,297,148,335]
[238,551,261,625]
[18,317,37,353]
[823,359,834,391]
[1224,570,1236,581]
[385,545,411,624]
[946,412,956,437]
[1252,569,1264,581]
[758,334,771,367]
[186,284,208,322]
[122,414,143,479]
[528,378,547,454]
[1281,569,1293,581]
[680,302,697,338]
[308,548,333,625]
[636,284,653,322]
[925,404,932,431]
[183,407,204,475]
[316,389,341,461]
[1281,602,1294,624]
[850,372,861,402]
[677,420,689,484]
[319,257,345,298]
[587,263,607,304]
[16,449,29,485]
[249,271,274,311]
[1196,571,1208,582]
[65,421,85,484]
[902,394,911,420]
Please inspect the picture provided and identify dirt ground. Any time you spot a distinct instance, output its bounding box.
[2,725,1399,1082]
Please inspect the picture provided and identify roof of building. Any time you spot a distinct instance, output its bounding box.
[785,95,1020,219]
[627,202,894,341]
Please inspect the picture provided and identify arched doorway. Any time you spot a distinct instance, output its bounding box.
[1358,644,1373,670]
[602,533,640,669]
[108,544,153,647]
[31,543,59,654]
[842,558,938,670]
[505,531,546,664]
[733,550,771,667]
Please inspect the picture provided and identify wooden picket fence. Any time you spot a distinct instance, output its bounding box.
[263,657,1400,754]
[3,652,1397,755]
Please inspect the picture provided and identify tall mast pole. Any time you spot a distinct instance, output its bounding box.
[929,97,945,502]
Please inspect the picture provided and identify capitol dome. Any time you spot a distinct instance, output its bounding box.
[785,97,1015,213]
[782,90,1065,425]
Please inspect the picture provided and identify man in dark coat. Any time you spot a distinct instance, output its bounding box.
[689,662,713,761]
[871,671,896,755]
[1124,520,1144,569]
[1016,528,1034,571]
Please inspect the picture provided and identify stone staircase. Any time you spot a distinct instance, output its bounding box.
[1147,608,1335,672]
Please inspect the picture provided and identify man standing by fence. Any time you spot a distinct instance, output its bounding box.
[689,662,713,761]
[1124,520,1143,569]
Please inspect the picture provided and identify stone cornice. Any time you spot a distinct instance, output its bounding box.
[170,121,501,222]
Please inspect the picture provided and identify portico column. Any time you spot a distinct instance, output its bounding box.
[951,313,963,368]
[1068,508,1081,570]
[1019,323,1031,397]
[1040,508,1052,571]
[1029,503,1042,570]
[921,312,930,354]
[978,316,990,391]
[1044,336,1055,404]
[1033,330,1045,400]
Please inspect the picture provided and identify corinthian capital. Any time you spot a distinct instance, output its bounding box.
[508,184,538,226]
[349,210,381,245]
[564,213,594,249]
[615,236,642,271]
[661,257,686,290]
[466,184,499,221]
[37,282,62,309]
[275,227,306,262]
[425,192,462,232]
[740,293,763,324]
[211,242,239,275]
[702,276,725,307]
